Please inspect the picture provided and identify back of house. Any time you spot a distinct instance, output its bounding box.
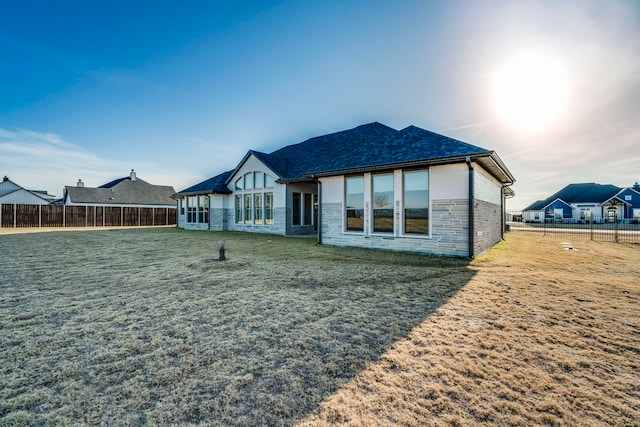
[174,122,515,258]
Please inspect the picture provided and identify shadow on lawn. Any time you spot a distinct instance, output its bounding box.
[197,251,477,426]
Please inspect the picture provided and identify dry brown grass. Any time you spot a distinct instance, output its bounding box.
[0,228,470,426]
[299,233,640,426]
[1,229,638,426]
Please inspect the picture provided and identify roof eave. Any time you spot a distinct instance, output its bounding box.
[303,152,515,184]
[172,190,231,199]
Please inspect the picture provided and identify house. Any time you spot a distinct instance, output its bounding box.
[0,176,56,204]
[522,182,640,223]
[175,122,514,258]
[63,170,176,208]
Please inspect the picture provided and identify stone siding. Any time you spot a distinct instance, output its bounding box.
[473,199,502,256]
[320,200,469,257]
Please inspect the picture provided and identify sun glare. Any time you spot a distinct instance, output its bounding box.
[491,51,570,133]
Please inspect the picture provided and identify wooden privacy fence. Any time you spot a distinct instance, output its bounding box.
[0,204,177,228]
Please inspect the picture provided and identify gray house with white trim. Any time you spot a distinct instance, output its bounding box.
[174,122,515,258]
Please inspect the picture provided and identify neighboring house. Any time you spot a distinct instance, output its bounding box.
[522,182,640,223]
[174,122,515,258]
[0,176,55,204]
[63,170,176,208]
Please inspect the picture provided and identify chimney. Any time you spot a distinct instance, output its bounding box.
[3,176,8,182]
[130,169,136,181]
[77,179,84,187]
[633,182,640,191]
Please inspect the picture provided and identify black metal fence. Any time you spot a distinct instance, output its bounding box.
[0,204,177,229]
[507,211,640,244]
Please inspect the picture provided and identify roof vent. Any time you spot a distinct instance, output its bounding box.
[77,179,84,187]
[2,176,8,182]
[130,169,136,181]
[634,182,640,191]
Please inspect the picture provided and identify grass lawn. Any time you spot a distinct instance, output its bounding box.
[0,228,638,426]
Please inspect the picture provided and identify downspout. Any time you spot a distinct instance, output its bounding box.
[316,176,322,245]
[466,157,474,259]
[501,183,515,239]
[500,184,506,239]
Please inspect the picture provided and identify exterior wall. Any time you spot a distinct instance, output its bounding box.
[319,164,472,257]
[472,166,504,256]
[473,199,502,257]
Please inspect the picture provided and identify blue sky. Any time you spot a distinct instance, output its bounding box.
[1,0,638,209]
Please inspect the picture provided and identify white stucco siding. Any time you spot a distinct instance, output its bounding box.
[209,194,225,209]
[474,165,503,205]
[319,176,343,204]
[430,163,468,200]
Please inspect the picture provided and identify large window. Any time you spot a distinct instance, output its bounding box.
[304,194,313,226]
[244,194,252,224]
[345,176,364,232]
[265,193,274,224]
[254,193,263,224]
[235,195,242,224]
[234,171,274,225]
[199,196,209,223]
[403,170,429,234]
[187,196,197,223]
[373,174,394,233]
[186,195,209,224]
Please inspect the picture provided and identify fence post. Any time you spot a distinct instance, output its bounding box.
[590,220,594,241]
[615,214,619,243]
[39,204,42,228]
[14,203,17,228]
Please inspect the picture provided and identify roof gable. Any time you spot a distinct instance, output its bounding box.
[0,179,21,197]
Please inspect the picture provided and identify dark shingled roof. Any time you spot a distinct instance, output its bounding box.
[260,122,490,180]
[176,170,234,196]
[177,122,513,195]
[65,177,176,206]
[523,183,621,211]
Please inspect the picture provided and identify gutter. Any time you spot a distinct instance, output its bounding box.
[466,156,474,259]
